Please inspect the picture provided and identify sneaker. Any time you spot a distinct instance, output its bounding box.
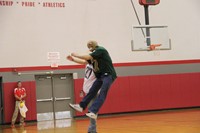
[69,103,83,112]
[86,112,97,119]
[20,122,26,126]
[11,124,15,128]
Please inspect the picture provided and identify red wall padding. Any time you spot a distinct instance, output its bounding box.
[74,73,200,116]
[3,81,37,123]
[3,73,200,120]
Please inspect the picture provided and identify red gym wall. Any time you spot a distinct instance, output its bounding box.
[74,72,200,116]
[3,81,37,123]
[2,61,200,123]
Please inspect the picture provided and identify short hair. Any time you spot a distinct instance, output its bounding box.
[87,40,98,48]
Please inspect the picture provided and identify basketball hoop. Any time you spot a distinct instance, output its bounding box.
[149,44,161,50]
[148,44,161,56]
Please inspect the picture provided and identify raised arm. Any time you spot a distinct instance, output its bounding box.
[71,53,93,61]
[66,55,88,65]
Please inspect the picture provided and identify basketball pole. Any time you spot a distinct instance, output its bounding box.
[144,5,151,46]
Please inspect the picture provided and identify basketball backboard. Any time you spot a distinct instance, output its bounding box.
[131,25,171,51]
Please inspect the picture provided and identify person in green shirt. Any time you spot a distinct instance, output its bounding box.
[69,40,117,122]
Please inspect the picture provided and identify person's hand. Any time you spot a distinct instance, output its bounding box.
[19,97,22,101]
[71,53,78,57]
[66,55,74,61]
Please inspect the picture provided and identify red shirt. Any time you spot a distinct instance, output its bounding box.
[14,87,26,99]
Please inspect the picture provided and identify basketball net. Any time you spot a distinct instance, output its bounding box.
[149,44,161,56]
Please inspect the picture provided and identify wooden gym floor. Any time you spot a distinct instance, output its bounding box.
[0,108,200,133]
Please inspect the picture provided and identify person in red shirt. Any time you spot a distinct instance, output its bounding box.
[11,81,27,128]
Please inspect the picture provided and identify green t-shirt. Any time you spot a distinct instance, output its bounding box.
[90,46,117,80]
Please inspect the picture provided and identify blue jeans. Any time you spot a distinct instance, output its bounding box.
[87,95,97,133]
[80,74,114,114]
[88,118,97,133]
